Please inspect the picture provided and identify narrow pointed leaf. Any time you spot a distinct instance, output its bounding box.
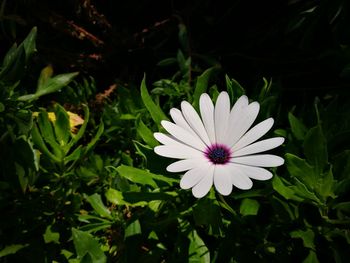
[140,74,168,125]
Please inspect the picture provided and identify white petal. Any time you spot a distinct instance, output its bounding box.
[233,137,285,157]
[227,102,260,147]
[213,165,233,196]
[230,163,273,180]
[223,95,249,143]
[154,132,181,145]
[191,166,214,198]
[166,158,207,172]
[227,164,253,189]
[232,118,274,152]
[161,121,206,151]
[181,101,211,146]
[231,154,285,167]
[214,92,230,144]
[180,163,212,189]
[169,108,198,137]
[199,93,216,143]
[154,145,203,159]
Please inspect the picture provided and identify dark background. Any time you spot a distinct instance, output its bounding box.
[1,0,350,106]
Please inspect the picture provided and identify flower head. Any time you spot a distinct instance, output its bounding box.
[154,92,284,198]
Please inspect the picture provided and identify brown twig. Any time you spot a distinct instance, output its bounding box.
[49,13,104,47]
[77,0,111,29]
[95,83,117,105]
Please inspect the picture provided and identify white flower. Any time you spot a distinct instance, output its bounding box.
[154,91,285,198]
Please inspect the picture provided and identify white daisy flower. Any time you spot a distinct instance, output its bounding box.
[153,91,285,198]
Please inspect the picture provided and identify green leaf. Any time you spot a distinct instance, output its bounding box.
[72,228,106,263]
[318,168,335,200]
[291,177,322,205]
[115,165,178,188]
[106,188,175,207]
[105,188,148,207]
[239,198,260,216]
[136,119,158,147]
[157,57,177,66]
[53,104,71,146]
[193,67,218,110]
[37,65,54,91]
[285,153,317,190]
[272,175,303,202]
[61,249,74,260]
[17,94,37,101]
[31,122,61,163]
[0,102,5,112]
[0,45,25,84]
[178,23,189,52]
[258,77,273,100]
[140,74,168,125]
[303,250,319,263]
[286,153,334,201]
[0,28,36,85]
[64,146,83,163]
[125,219,142,238]
[290,229,315,250]
[22,26,37,62]
[15,162,28,193]
[70,104,89,145]
[83,120,104,155]
[2,43,18,69]
[303,125,328,173]
[188,230,210,263]
[43,225,60,244]
[193,192,223,236]
[36,72,79,97]
[0,244,29,258]
[225,75,245,102]
[37,110,61,156]
[288,112,307,140]
[177,49,189,75]
[85,194,112,220]
[79,222,112,234]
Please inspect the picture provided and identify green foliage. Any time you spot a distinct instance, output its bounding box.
[0,23,349,263]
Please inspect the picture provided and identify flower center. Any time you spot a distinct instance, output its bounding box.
[205,144,231,165]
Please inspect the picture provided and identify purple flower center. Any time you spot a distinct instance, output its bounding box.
[205,144,231,165]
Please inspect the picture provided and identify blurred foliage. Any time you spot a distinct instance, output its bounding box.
[0,1,349,262]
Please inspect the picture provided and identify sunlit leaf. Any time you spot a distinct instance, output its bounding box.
[303,250,319,263]
[0,244,29,258]
[31,122,61,163]
[105,188,147,207]
[53,104,71,146]
[125,219,142,238]
[85,194,112,220]
[137,119,158,148]
[272,175,303,202]
[290,229,315,250]
[188,230,210,263]
[43,225,60,244]
[115,165,178,188]
[35,72,79,98]
[239,198,260,216]
[72,228,106,263]
[37,65,54,91]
